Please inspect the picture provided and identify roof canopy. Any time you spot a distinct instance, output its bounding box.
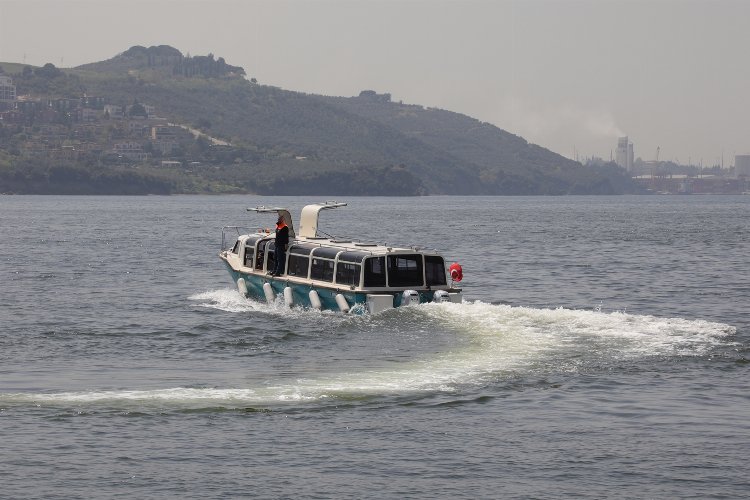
[298,201,347,238]
[246,206,295,238]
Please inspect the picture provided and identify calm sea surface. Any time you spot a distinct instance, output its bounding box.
[1,195,748,499]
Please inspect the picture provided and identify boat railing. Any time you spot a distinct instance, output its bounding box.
[221,226,251,251]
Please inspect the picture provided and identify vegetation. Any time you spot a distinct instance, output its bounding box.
[0,46,641,195]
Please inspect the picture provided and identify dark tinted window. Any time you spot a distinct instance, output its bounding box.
[266,242,276,272]
[425,256,447,285]
[256,240,269,270]
[363,257,386,287]
[312,247,340,259]
[232,240,241,254]
[287,254,309,278]
[310,258,334,282]
[289,244,315,256]
[336,263,361,286]
[243,245,255,267]
[388,254,423,287]
[338,251,368,263]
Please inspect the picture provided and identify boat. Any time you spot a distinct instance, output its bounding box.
[219,201,463,313]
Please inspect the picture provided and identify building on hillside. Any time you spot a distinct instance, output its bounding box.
[0,76,16,110]
[143,104,156,118]
[80,96,105,109]
[152,140,175,155]
[48,98,80,112]
[615,136,634,172]
[79,108,100,122]
[103,104,123,119]
[128,120,151,136]
[0,110,23,124]
[151,124,184,141]
[151,125,190,155]
[111,142,149,161]
[735,155,750,177]
[16,97,41,114]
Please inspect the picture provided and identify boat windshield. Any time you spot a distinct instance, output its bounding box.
[387,254,424,287]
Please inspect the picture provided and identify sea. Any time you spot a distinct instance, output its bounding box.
[1,195,748,499]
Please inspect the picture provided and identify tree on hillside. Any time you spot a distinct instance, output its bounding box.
[172,53,245,78]
[128,100,147,118]
[36,63,63,79]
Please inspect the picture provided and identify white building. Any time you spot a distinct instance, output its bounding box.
[112,142,149,161]
[615,136,634,172]
[0,75,16,105]
[103,104,123,118]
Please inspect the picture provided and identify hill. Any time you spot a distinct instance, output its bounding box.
[0,46,639,195]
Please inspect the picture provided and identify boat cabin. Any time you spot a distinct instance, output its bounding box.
[227,233,448,291]
[220,201,462,313]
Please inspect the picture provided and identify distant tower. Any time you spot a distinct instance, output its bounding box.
[615,136,634,171]
[735,155,750,177]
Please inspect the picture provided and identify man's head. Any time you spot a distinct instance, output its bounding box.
[277,215,284,224]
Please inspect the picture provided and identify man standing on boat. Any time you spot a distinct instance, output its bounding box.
[271,214,289,276]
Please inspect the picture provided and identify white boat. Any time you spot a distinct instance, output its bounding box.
[219,201,463,313]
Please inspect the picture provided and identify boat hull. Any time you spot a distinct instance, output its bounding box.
[224,262,442,313]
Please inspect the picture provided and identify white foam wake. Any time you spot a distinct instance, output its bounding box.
[2,300,735,409]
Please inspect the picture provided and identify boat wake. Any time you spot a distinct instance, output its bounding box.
[1,293,735,411]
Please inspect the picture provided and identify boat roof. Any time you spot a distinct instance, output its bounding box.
[244,201,440,258]
[241,233,440,259]
[246,206,296,238]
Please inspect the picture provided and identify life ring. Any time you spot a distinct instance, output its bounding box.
[449,262,463,282]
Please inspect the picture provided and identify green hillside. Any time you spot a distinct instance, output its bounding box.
[0,45,639,195]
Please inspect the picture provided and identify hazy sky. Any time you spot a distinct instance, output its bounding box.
[1,0,748,165]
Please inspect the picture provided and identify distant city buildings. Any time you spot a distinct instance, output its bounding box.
[615,136,634,172]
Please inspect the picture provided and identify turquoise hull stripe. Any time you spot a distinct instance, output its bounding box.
[226,265,366,311]
[225,263,437,312]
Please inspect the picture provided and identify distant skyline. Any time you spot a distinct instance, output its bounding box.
[1,0,748,165]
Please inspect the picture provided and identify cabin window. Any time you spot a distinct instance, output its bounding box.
[387,254,423,287]
[338,251,367,263]
[310,258,335,282]
[363,257,386,287]
[289,244,315,256]
[266,242,277,273]
[336,262,361,287]
[256,240,270,270]
[424,256,447,286]
[312,247,340,259]
[287,254,310,278]
[243,245,255,268]
[232,240,241,254]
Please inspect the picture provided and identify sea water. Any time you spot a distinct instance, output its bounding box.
[1,195,748,498]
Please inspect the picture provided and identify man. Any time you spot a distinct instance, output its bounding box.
[271,214,289,276]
